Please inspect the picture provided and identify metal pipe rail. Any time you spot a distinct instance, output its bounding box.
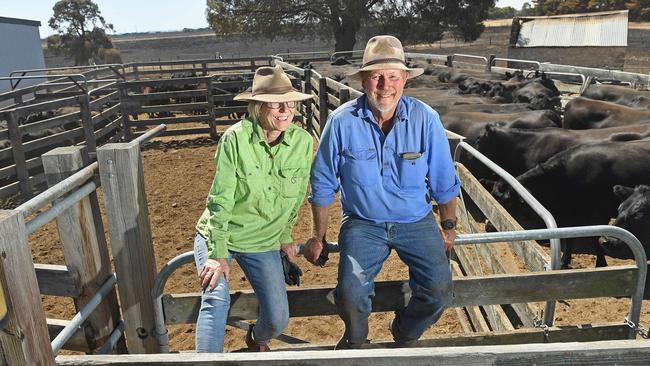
[17,162,99,217]
[457,225,647,340]
[25,181,97,235]
[151,243,340,352]
[403,52,448,63]
[150,226,645,351]
[51,273,118,353]
[0,74,88,93]
[133,124,167,145]
[453,141,561,326]
[452,54,488,64]
[97,320,125,354]
[492,57,542,69]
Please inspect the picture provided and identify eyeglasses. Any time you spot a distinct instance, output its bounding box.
[265,101,298,109]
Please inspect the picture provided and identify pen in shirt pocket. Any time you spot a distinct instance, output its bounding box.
[401,152,422,160]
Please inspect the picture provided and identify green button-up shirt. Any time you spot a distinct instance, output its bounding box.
[196,119,313,259]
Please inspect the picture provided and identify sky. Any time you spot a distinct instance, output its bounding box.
[1,0,210,37]
[2,0,529,39]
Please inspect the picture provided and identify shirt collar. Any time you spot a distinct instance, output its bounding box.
[250,119,292,147]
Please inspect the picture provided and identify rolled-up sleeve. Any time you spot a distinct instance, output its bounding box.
[427,112,461,205]
[206,134,238,259]
[309,117,340,207]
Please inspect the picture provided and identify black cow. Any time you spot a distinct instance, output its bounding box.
[563,97,650,129]
[441,110,561,145]
[475,124,650,176]
[582,84,650,108]
[487,139,650,268]
[599,185,650,259]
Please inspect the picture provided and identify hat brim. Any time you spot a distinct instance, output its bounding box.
[233,90,313,103]
[347,63,424,81]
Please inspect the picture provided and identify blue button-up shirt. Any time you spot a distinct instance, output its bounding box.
[309,95,460,223]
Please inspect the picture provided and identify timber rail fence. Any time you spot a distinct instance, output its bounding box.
[0,53,649,364]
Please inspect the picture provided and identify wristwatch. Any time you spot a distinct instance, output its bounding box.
[440,219,456,230]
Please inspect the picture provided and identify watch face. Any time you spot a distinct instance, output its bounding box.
[441,220,456,230]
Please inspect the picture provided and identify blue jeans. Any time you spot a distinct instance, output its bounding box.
[334,213,453,347]
[193,233,289,352]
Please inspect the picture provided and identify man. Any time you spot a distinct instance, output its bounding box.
[305,35,460,349]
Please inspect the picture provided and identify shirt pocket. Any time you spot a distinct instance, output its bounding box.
[234,168,263,202]
[279,167,309,198]
[342,148,378,186]
[397,151,427,190]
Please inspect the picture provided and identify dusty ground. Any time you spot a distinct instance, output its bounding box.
[30,129,650,353]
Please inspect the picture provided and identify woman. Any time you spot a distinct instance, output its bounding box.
[194,65,313,352]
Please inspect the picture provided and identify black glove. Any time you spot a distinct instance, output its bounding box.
[280,251,303,286]
[316,240,330,267]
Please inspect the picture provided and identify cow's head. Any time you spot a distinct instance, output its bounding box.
[599,185,650,259]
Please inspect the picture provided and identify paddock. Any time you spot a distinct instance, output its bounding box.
[0,52,649,365]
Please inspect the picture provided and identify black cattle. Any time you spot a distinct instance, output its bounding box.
[563,97,650,129]
[441,110,561,145]
[487,139,650,268]
[582,84,650,108]
[510,73,560,110]
[599,185,650,260]
[475,124,650,176]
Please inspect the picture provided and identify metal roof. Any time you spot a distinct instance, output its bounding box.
[515,10,628,47]
[0,16,41,27]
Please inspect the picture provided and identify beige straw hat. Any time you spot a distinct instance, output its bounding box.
[234,65,313,102]
[347,35,424,81]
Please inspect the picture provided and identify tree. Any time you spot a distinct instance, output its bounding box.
[489,6,518,19]
[532,0,650,20]
[47,0,120,65]
[206,0,496,52]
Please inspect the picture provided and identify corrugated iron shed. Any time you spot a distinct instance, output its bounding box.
[514,10,628,48]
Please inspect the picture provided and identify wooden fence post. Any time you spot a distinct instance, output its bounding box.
[133,65,140,80]
[250,59,256,72]
[303,69,313,134]
[206,78,218,140]
[339,87,350,106]
[96,142,160,353]
[5,111,31,195]
[42,146,126,354]
[446,55,454,68]
[118,84,133,141]
[318,77,329,133]
[0,210,55,365]
[78,94,97,155]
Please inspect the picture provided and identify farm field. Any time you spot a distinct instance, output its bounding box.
[43,22,650,74]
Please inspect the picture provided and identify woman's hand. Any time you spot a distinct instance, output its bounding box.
[281,243,299,262]
[199,258,230,290]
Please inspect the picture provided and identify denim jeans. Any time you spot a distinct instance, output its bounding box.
[334,212,453,347]
[193,233,289,352]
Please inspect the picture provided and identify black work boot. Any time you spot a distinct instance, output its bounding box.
[245,324,270,352]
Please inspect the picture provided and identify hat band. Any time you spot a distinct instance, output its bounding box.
[362,58,407,68]
[252,85,294,96]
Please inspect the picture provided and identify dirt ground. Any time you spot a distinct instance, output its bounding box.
[30,127,650,353]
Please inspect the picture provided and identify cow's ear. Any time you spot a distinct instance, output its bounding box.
[485,123,496,133]
[613,185,634,199]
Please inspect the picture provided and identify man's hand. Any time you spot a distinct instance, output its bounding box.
[199,258,230,290]
[440,229,456,252]
[304,237,324,266]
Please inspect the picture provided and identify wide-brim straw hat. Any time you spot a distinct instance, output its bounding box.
[234,65,313,103]
[347,35,424,81]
